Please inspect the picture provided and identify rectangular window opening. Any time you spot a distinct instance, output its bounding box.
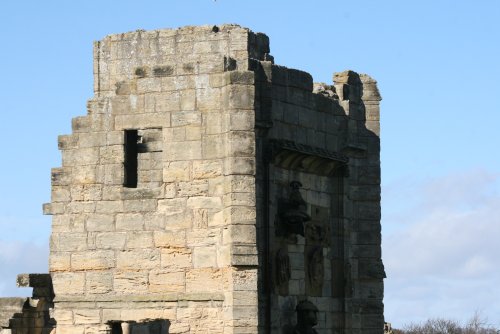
[124,129,138,188]
[111,322,122,334]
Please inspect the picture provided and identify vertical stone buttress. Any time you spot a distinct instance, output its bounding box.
[334,72,384,334]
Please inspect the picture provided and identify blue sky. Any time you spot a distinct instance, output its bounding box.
[1,0,499,328]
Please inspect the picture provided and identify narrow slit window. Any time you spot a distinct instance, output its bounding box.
[124,129,138,188]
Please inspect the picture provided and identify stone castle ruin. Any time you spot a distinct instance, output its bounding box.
[0,24,384,334]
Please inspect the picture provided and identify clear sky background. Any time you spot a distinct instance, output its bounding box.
[0,0,499,329]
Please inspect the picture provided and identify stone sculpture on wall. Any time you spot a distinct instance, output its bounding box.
[306,206,330,247]
[305,246,324,296]
[275,247,291,295]
[305,220,329,246]
[276,181,311,237]
[292,300,319,334]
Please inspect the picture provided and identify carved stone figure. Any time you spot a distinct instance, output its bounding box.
[306,205,330,247]
[306,246,324,296]
[275,248,291,288]
[275,247,291,295]
[293,300,319,334]
[305,220,330,246]
[277,181,311,237]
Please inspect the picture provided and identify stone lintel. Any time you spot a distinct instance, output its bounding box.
[270,139,348,176]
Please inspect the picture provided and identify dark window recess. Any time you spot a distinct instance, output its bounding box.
[111,322,122,334]
[109,320,169,334]
[124,130,139,188]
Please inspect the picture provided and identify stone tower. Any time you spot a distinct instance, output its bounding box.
[31,24,382,334]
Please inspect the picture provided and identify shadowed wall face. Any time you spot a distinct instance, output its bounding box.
[251,60,383,333]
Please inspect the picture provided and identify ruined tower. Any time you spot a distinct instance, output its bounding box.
[1,24,384,334]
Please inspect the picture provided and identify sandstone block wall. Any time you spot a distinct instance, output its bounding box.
[35,24,383,334]
[44,25,269,334]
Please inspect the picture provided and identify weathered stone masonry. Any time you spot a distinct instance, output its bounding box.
[0,24,384,334]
